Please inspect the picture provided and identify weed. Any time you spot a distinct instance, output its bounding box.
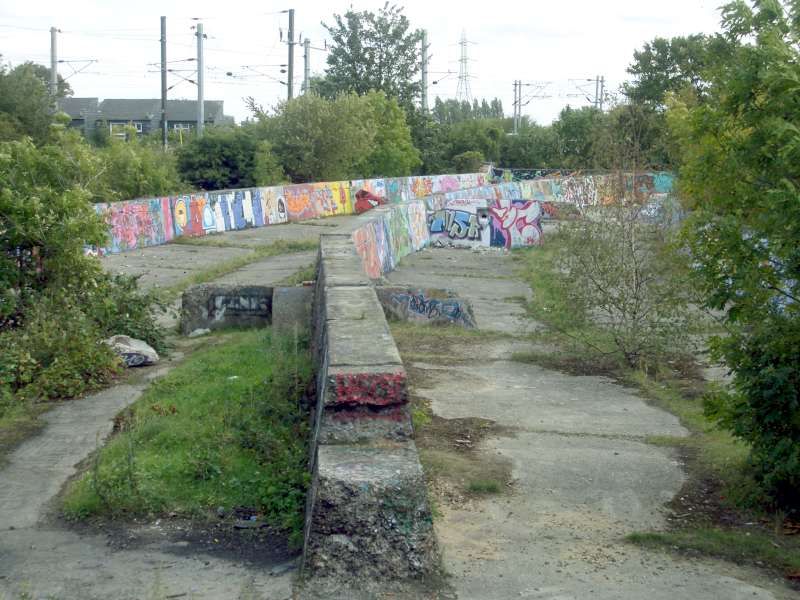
[466,479,502,495]
[628,528,800,579]
[62,328,312,545]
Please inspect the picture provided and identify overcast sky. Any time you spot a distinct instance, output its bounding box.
[0,0,723,125]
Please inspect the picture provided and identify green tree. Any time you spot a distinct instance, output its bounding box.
[98,127,184,200]
[260,93,372,182]
[669,0,800,510]
[322,3,422,108]
[176,126,283,191]
[447,118,505,165]
[552,106,604,169]
[499,120,560,168]
[356,91,420,177]
[451,150,484,173]
[625,34,733,106]
[0,61,58,142]
[407,110,450,174]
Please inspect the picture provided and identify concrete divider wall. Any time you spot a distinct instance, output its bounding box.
[303,231,437,582]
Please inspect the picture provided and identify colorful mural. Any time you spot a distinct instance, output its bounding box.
[93,171,672,256]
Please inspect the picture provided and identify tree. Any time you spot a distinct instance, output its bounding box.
[0,61,58,142]
[260,93,373,182]
[451,150,483,173]
[550,106,604,169]
[624,34,732,106]
[356,91,420,177]
[447,119,505,165]
[499,121,560,168]
[322,3,422,108]
[22,62,72,98]
[176,126,283,190]
[669,0,800,510]
[99,127,185,200]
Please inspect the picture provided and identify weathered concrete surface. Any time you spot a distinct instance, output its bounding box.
[272,286,314,335]
[302,235,437,589]
[101,214,358,292]
[388,247,795,600]
[181,284,273,334]
[303,443,437,580]
[384,247,537,335]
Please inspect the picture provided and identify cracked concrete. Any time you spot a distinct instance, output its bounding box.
[386,247,796,600]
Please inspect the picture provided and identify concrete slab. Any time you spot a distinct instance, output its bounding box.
[213,251,316,286]
[102,244,253,290]
[412,360,687,438]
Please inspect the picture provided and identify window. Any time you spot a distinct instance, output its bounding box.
[172,123,192,131]
[109,122,143,138]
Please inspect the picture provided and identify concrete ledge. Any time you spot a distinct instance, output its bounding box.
[324,365,407,408]
[272,286,313,335]
[376,286,477,328]
[180,284,272,334]
[318,405,413,444]
[303,443,437,580]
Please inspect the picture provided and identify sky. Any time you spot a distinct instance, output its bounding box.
[0,0,724,125]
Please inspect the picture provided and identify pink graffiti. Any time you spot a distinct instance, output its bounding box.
[490,200,543,249]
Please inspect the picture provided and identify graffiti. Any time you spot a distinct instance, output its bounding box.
[92,171,671,256]
[331,372,407,407]
[392,292,476,328]
[429,207,490,244]
[354,189,387,214]
[490,200,543,248]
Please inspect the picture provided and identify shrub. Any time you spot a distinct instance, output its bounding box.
[532,201,697,370]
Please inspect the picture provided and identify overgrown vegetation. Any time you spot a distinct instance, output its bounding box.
[666,0,800,516]
[63,328,312,545]
[0,129,166,435]
[519,204,699,372]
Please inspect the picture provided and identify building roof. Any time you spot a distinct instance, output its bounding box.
[56,98,230,123]
[99,99,227,122]
[56,97,99,118]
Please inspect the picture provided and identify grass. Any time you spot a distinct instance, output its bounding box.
[161,239,318,301]
[278,263,317,286]
[466,479,502,495]
[62,328,312,545]
[628,528,800,578]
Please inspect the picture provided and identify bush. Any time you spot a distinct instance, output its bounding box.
[0,297,122,402]
[531,201,697,370]
[705,320,800,510]
[451,150,484,173]
[0,135,166,417]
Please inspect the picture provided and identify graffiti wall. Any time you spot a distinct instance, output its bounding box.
[96,173,488,255]
[427,196,543,249]
[95,171,671,256]
[375,287,477,328]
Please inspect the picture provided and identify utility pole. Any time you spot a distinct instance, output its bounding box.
[196,22,204,136]
[160,16,168,149]
[513,80,521,135]
[303,38,310,94]
[287,8,295,100]
[420,30,429,112]
[49,27,58,100]
[599,76,605,111]
[594,75,600,109]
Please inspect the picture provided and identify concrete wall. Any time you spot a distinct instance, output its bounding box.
[92,173,487,255]
[92,171,674,255]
